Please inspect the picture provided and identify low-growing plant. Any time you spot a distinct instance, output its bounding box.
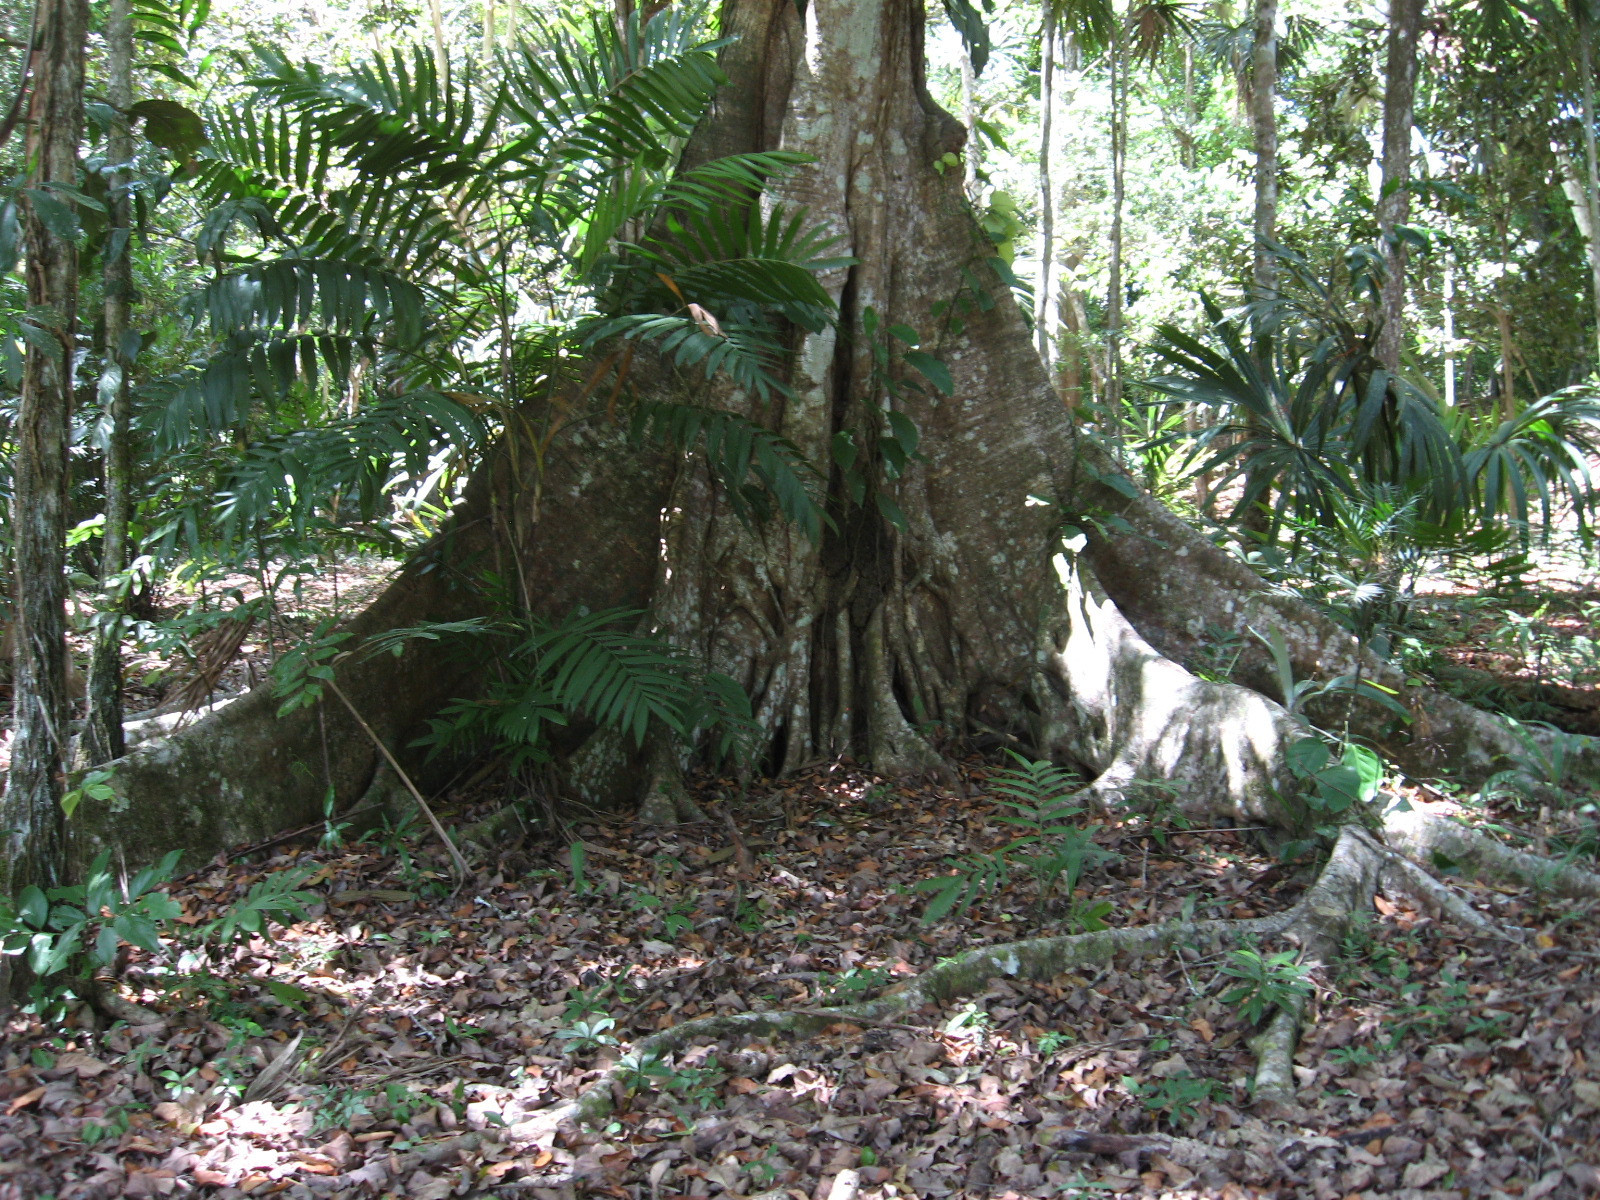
[82,1103,141,1146]
[1037,1029,1075,1055]
[360,810,422,856]
[556,1014,619,1052]
[1276,735,1388,858]
[1477,716,1585,809]
[617,1050,726,1108]
[0,851,183,1009]
[309,1085,373,1134]
[564,982,622,1021]
[569,841,590,897]
[198,868,318,947]
[382,1082,431,1123]
[318,787,352,851]
[943,1001,993,1036]
[61,768,119,820]
[916,753,1117,923]
[818,966,891,1003]
[1,850,322,1022]
[1327,1044,1378,1068]
[1124,1071,1221,1128]
[662,896,697,940]
[1217,945,1313,1026]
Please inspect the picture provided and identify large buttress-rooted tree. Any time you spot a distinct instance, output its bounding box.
[80,0,1599,928]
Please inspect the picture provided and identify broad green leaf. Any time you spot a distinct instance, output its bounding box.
[130,99,208,158]
[902,350,953,396]
[1286,736,1330,778]
[1340,744,1385,804]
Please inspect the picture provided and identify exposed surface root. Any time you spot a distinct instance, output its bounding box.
[506,912,1291,1145]
[1249,827,1384,1107]
[455,800,531,854]
[1384,803,1600,897]
[1374,833,1522,941]
[506,840,1418,1145]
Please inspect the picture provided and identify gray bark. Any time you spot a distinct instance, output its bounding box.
[1576,11,1600,364]
[1250,0,1277,306]
[83,0,135,767]
[1037,6,1056,364]
[1106,22,1126,420]
[1375,0,1423,373]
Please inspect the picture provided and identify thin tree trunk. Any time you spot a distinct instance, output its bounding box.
[1496,303,1516,417]
[482,0,496,57]
[1182,43,1194,168]
[4,0,87,897]
[1576,14,1600,365]
[1037,6,1056,365]
[1442,238,1455,406]
[428,0,448,77]
[1494,209,1515,415]
[1106,21,1126,433]
[959,38,979,194]
[1250,0,1278,307]
[1375,0,1423,373]
[83,0,134,767]
[1237,0,1279,541]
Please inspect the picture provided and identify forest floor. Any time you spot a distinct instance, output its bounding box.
[3,552,1600,1199]
[3,756,1599,1200]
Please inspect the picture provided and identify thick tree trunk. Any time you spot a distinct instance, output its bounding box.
[69,0,1600,878]
[3,0,87,897]
[1375,0,1422,373]
[83,0,135,768]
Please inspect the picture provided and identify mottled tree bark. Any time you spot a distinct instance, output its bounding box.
[1375,0,1423,373]
[1574,8,1600,365]
[1250,0,1277,306]
[1036,5,1056,364]
[82,0,135,768]
[3,0,87,897]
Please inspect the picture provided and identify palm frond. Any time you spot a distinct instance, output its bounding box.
[1459,385,1600,534]
[631,400,826,539]
[208,390,485,534]
[246,46,503,189]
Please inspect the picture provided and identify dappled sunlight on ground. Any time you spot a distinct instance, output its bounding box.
[2,761,1598,1198]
